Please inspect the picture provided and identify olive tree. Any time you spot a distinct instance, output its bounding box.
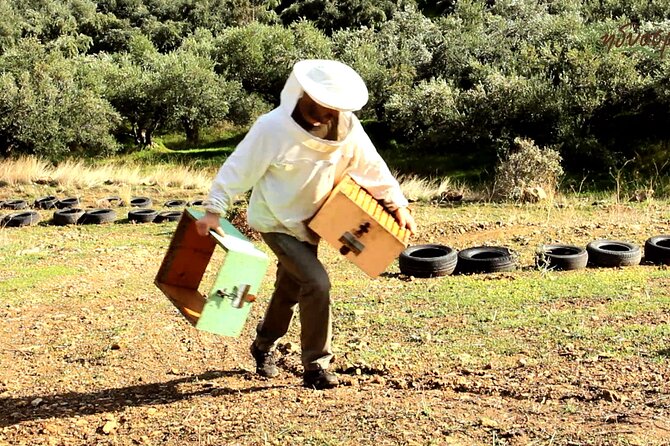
[0,39,120,159]
[106,48,248,146]
[212,21,332,105]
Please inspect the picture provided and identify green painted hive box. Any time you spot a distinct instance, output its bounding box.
[155,208,269,337]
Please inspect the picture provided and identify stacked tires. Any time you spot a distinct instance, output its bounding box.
[586,240,641,267]
[0,195,198,227]
[399,244,457,278]
[645,235,670,265]
[399,245,518,277]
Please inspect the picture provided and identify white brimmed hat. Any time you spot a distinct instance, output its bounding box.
[293,59,368,112]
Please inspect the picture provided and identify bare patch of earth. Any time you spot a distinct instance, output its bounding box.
[1,199,669,445]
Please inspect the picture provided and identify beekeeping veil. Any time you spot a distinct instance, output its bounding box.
[279,59,369,116]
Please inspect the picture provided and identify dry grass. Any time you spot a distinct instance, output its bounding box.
[397,173,468,203]
[0,156,51,185]
[0,156,215,191]
[2,157,469,202]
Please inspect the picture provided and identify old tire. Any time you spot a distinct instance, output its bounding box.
[79,209,116,224]
[130,196,152,207]
[154,210,182,223]
[164,199,187,208]
[53,208,85,226]
[457,246,517,274]
[644,235,670,265]
[2,211,41,227]
[102,196,125,207]
[399,244,458,278]
[56,197,80,209]
[128,209,158,223]
[189,199,206,206]
[2,199,28,210]
[536,244,588,271]
[586,240,641,267]
[34,196,58,209]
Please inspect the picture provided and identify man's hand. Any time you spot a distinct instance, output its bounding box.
[394,207,417,235]
[195,211,225,237]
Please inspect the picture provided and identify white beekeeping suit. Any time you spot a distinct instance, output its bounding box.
[206,59,408,244]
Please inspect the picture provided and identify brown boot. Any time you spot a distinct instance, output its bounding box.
[250,343,279,378]
[303,367,339,389]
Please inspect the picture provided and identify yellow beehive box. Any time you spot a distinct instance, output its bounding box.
[308,175,411,278]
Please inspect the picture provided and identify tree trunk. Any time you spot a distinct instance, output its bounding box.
[183,118,200,145]
[0,144,12,158]
[131,123,142,145]
[0,135,14,157]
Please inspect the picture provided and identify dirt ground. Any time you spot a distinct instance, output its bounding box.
[1,199,669,445]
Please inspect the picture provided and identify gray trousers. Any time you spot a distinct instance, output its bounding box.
[254,232,332,371]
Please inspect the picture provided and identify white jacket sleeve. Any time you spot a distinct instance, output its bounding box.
[347,122,408,211]
[206,119,276,215]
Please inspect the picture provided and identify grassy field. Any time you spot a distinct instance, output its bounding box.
[1,167,669,445]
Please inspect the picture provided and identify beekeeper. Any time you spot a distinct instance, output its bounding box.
[196,59,416,390]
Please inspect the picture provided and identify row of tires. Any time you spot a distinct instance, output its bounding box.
[0,208,183,227]
[399,237,670,278]
[0,196,205,210]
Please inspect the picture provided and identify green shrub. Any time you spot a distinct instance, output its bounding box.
[494,137,563,202]
[212,22,332,105]
[333,7,440,119]
[383,78,461,144]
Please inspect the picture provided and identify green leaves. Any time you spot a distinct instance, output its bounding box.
[212,21,332,104]
[0,39,120,159]
[105,49,251,145]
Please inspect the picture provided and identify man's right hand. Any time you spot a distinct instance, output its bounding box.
[195,211,224,237]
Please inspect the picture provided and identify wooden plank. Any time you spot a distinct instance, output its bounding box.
[155,282,205,325]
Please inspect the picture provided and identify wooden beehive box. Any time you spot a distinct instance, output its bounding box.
[309,175,411,278]
[155,208,269,337]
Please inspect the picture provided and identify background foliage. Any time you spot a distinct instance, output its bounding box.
[0,0,668,186]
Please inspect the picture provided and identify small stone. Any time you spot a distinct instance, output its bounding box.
[283,342,300,354]
[31,398,43,407]
[371,375,386,385]
[480,417,499,428]
[455,353,472,365]
[42,423,61,434]
[102,420,118,434]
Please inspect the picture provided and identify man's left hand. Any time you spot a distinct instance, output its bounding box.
[394,207,417,235]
